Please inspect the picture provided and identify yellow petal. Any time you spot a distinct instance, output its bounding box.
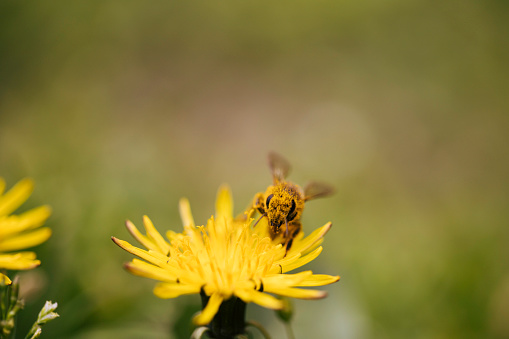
[287,222,331,257]
[0,227,52,252]
[267,250,298,273]
[143,216,170,254]
[11,251,36,260]
[273,252,301,268]
[215,184,233,221]
[179,198,195,227]
[124,259,177,282]
[295,274,340,287]
[263,286,327,300]
[0,252,40,270]
[281,246,323,273]
[193,293,223,325]
[0,273,12,285]
[262,271,314,287]
[154,282,201,299]
[0,218,26,238]
[111,237,168,268]
[125,220,158,252]
[18,205,52,229]
[112,237,184,281]
[235,288,284,310]
[0,178,34,216]
[0,206,52,239]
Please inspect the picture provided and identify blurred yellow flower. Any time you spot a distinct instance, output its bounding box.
[0,178,52,284]
[113,185,339,325]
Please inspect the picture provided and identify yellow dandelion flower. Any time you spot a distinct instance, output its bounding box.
[112,185,339,334]
[0,178,52,284]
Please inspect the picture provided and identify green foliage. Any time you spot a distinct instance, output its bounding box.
[25,301,59,339]
[0,277,58,339]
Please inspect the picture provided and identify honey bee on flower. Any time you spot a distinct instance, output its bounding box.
[112,184,339,337]
[249,152,334,251]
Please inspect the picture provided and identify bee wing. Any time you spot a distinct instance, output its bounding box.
[268,152,291,183]
[304,181,335,201]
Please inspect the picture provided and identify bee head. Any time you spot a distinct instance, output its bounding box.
[265,190,298,232]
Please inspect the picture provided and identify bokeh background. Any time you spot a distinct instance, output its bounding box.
[1,1,508,338]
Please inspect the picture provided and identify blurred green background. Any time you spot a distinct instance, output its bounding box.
[1,1,508,338]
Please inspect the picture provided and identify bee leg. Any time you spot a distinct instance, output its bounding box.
[252,192,265,214]
[252,214,265,228]
[285,238,294,254]
[285,218,289,237]
[284,220,302,255]
[235,192,264,223]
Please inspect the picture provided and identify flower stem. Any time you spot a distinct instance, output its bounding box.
[245,320,272,339]
[284,323,295,339]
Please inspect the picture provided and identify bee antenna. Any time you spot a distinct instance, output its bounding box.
[252,214,265,228]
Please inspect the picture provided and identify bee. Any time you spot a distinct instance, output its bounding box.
[251,152,334,250]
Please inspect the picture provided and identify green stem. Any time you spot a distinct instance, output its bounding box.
[284,322,295,339]
[0,281,6,320]
[245,321,272,339]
